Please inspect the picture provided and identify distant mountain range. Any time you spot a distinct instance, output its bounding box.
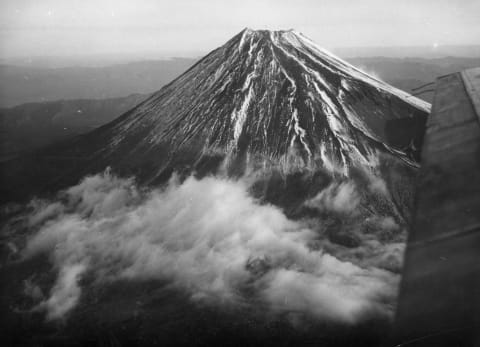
[333,45,480,59]
[347,56,480,102]
[0,59,195,107]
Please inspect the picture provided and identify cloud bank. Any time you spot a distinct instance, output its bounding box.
[18,170,399,322]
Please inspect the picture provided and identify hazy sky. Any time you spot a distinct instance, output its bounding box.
[1,0,479,58]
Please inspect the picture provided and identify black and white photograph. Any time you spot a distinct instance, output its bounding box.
[1,1,479,346]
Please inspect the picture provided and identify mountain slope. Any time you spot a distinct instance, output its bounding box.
[0,29,429,213]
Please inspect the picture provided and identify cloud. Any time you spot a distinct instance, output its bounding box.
[37,264,86,320]
[305,181,360,214]
[17,170,399,323]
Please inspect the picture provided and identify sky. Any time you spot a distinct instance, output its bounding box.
[1,0,479,59]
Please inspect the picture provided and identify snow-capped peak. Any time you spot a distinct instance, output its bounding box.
[77,28,430,179]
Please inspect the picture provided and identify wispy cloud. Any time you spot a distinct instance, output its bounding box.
[17,170,400,323]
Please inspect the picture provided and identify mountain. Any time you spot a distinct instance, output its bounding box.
[88,29,428,169]
[0,94,147,161]
[0,29,429,219]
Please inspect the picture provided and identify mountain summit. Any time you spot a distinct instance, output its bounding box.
[1,29,429,209]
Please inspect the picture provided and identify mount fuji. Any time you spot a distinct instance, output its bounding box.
[1,28,429,219]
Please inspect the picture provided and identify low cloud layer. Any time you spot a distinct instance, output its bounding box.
[16,170,400,322]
